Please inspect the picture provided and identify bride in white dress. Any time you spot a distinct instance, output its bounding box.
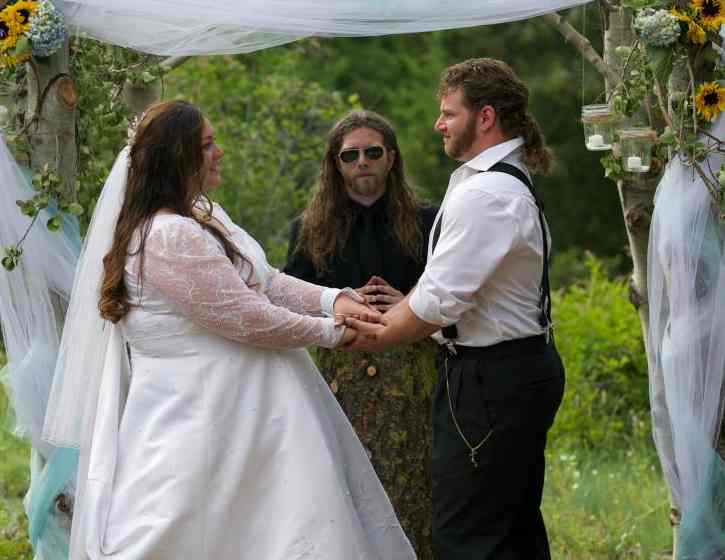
[43,100,416,560]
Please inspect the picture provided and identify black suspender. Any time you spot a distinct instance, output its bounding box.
[431,161,553,341]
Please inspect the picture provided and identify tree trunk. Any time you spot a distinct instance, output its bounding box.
[22,39,78,532]
[315,342,438,559]
[26,39,77,196]
[603,8,678,557]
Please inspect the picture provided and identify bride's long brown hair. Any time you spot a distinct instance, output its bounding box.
[99,100,241,323]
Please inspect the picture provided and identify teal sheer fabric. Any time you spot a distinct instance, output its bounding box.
[678,447,725,559]
[0,136,81,559]
[26,447,78,560]
[648,114,725,559]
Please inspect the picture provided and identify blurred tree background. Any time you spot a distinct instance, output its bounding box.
[2,5,671,557]
[162,6,628,283]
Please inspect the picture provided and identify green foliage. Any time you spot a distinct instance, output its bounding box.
[165,49,357,266]
[2,164,81,270]
[71,39,153,232]
[550,247,625,290]
[608,4,725,206]
[286,13,628,258]
[0,351,32,560]
[551,255,650,451]
[622,0,670,8]
[545,445,671,558]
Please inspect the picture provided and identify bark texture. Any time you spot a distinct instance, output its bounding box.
[315,341,439,559]
[26,40,76,196]
[603,8,679,556]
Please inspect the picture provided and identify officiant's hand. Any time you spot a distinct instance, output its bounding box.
[356,276,404,313]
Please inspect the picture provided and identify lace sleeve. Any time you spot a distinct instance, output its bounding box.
[142,218,344,349]
[264,271,339,316]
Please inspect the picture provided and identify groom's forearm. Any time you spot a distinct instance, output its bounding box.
[379,295,439,348]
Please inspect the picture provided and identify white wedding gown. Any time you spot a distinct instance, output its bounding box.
[80,205,416,559]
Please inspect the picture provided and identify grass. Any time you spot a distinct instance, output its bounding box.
[545,442,672,559]
[0,347,672,559]
[0,349,33,560]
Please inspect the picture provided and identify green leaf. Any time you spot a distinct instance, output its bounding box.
[10,36,30,58]
[2,256,16,271]
[67,202,84,216]
[658,127,677,146]
[20,203,37,218]
[140,71,156,84]
[646,46,673,83]
[6,245,22,258]
[46,216,61,232]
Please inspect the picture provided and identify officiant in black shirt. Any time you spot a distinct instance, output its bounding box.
[285,111,437,312]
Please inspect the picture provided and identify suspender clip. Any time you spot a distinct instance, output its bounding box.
[444,340,458,356]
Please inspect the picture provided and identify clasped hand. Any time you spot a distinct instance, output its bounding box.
[332,291,388,350]
[356,275,404,313]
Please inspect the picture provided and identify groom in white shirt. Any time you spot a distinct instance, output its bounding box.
[344,58,565,559]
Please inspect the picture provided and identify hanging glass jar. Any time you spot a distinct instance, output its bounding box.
[581,104,615,151]
[618,127,656,173]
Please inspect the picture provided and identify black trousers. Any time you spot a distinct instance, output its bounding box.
[431,335,565,560]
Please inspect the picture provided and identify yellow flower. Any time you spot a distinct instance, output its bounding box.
[694,81,725,121]
[671,9,709,43]
[0,49,30,69]
[5,1,38,34]
[0,11,19,53]
[690,0,725,30]
[688,19,708,42]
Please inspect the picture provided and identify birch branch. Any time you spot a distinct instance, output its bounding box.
[160,56,191,74]
[542,11,620,87]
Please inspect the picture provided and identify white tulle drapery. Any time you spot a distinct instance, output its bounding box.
[54,0,593,55]
[0,134,81,560]
[0,136,79,458]
[647,114,725,559]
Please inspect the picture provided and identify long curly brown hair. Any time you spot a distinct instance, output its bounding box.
[438,58,554,175]
[295,111,423,274]
[99,100,241,323]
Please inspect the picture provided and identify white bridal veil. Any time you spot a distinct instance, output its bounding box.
[648,113,725,558]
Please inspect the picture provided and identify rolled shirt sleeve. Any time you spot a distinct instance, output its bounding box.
[409,186,519,327]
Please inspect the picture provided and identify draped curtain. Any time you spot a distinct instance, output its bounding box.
[54,0,593,55]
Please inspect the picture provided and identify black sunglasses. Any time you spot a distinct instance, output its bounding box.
[338,145,385,164]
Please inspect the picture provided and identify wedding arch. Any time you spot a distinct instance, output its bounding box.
[1,1,723,558]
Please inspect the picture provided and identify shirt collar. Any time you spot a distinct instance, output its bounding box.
[464,136,525,172]
[351,195,387,218]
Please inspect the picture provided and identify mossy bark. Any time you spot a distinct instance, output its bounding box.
[315,341,439,559]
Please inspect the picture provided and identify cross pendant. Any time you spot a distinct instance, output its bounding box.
[469,449,479,469]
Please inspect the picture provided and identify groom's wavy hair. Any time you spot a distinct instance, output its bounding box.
[294,110,424,274]
[438,58,554,175]
[99,100,242,324]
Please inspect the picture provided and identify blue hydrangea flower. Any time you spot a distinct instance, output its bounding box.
[26,0,66,58]
[633,9,681,47]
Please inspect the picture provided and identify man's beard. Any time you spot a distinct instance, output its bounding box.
[350,174,386,198]
[446,115,477,160]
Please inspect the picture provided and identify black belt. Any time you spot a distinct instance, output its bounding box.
[443,334,548,360]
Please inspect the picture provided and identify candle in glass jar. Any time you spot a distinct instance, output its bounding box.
[587,134,604,149]
[627,156,642,171]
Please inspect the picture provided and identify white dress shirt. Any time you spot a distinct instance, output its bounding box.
[409,137,549,348]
